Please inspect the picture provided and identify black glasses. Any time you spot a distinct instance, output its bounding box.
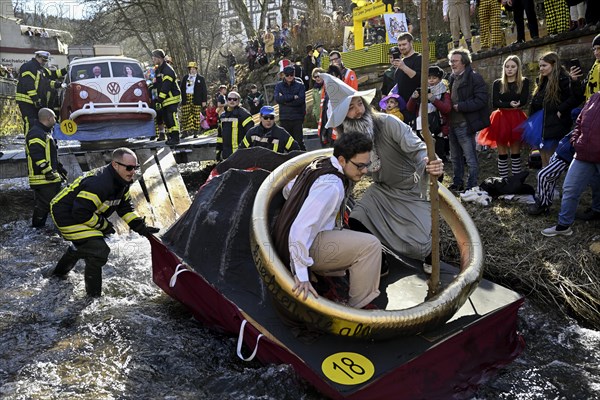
[115,161,140,171]
[261,115,275,120]
[349,160,372,171]
[227,97,239,101]
[284,73,294,77]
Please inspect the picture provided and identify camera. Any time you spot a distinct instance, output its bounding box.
[390,47,401,60]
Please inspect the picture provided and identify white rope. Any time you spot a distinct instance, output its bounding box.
[236,319,264,362]
[169,263,191,288]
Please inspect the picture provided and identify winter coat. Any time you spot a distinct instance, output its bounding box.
[571,92,600,163]
[449,66,490,133]
[274,80,306,121]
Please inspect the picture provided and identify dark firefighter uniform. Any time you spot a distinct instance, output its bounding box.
[26,120,64,227]
[240,123,300,153]
[50,164,151,296]
[216,105,254,160]
[16,51,66,133]
[154,57,182,145]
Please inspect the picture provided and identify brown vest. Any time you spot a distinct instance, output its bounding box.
[272,157,347,267]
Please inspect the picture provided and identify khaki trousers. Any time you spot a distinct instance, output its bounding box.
[309,229,381,308]
[448,0,472,41]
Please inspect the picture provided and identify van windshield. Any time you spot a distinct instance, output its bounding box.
[70,61,143,81]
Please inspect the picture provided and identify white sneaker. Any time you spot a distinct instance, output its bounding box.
[541,225,573,237]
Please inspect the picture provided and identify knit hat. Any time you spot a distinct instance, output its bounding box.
[320,73,376,129]
[152,49,166,58]
[593,34,600,48]
[428,65,445,79]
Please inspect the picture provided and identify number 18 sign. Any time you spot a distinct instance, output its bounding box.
[321,352,375,385]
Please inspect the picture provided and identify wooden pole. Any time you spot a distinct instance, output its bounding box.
[419,0,441,298]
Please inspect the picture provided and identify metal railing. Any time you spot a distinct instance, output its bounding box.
[0,78,17,98]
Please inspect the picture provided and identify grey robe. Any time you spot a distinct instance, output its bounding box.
[350,113,431,260]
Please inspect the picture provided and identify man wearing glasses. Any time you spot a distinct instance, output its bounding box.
[320,73,444,274]
[329,51,358,90]
[216,91,254,160]
[275,66,306,150]
[239,106,300,153]
[273,132,383,309]
[50,148,159,297]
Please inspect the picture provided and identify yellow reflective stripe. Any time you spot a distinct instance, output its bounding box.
[60,222,97,233]
[242,116,253,127]
[163,96,181,106]
[216,137,223,143]
[285,136,295,150]
[97,203,110,213]
[159,92,167,99]
[34,159,47,166]
[22,71,36,79]
[232,121,239,152]
[122,212,138,224]
[273,142,279,152]
[77,191,102,208]
[16,94,33,103]
[60,229,104,241]
[163,75,174,82]
[30,137,47,147]
[241,137,250,147]
[124,191,131,201]
[27,90,37,96]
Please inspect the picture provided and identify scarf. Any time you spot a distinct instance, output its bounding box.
[427,80,447,113]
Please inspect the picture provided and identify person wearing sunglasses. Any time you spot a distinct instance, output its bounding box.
[274,66,306,150]
[273,132,383,309]
[215,91,254,161]
[239,105,300,153]
[49,147,159,297]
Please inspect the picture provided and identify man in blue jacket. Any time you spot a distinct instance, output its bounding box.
[275,66,306,150]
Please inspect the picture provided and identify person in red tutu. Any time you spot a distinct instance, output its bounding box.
[478,55,530,178]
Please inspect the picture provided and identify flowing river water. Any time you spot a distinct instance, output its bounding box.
[0,179,599,400]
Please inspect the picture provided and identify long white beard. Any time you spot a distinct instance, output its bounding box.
[341,112,381,172]
[341,112,374,138]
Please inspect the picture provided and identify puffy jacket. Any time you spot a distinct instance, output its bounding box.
[449,66,490,133]
[180,74,207,106]
[25,121,61,186]
[154,62,181,107]
[572,92,600,163]
[217,106,254,158]
[240,123,300,153]
[50,164,142,241]
[274,80,306,121]
[16,58,66,107]
[530,72,578,141]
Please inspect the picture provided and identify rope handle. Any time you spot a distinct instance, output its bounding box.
[236,319,264,362]
[169,263,190,288]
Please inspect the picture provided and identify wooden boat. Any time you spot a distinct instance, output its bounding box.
[149,147,524,399]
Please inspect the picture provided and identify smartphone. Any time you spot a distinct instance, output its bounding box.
[570,58,581,70]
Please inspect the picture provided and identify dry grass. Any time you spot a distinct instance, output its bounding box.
[354,149,600,330]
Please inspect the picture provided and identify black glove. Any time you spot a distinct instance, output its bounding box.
[215,150,222,161]
[155,101,162,110]
[101,221,115,236]
[57,164,68,180]
[129,218,160,236]
[45,170,60,181]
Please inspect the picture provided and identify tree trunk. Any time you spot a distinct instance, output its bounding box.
[229,0,256,38]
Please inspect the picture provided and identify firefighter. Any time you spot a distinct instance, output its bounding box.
[16,50,66,133]
[239,105,300,153]
[151,49,181,146]
[215,91,254,160]
[25,108,66,228]
[50,148,159,297]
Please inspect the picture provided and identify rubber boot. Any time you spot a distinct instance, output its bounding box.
[53,245,80,277]
[166,131,180,146]
[157,130,166,141]
[84,259,103,297]
[465,39,473,53]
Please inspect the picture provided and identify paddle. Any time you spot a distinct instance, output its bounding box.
[419,0,442,298]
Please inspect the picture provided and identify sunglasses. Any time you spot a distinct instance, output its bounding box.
[261,115,275,120]
[349,159,372,171]
[115,161,140,171]
[284,73,294,77]
[227,97,239,101]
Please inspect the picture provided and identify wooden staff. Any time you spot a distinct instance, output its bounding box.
[419,0,441,298]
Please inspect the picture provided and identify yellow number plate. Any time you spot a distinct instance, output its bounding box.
[321,352,375,385]
[60,120,78,135]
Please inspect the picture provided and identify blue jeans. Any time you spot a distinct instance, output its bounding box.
[558,159,600,226]
[449,121,479,189]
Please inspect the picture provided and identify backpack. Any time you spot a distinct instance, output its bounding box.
[428,110,442,135]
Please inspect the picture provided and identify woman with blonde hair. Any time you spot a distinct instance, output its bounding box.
[523,52,579,167]
[478,55,530,177]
